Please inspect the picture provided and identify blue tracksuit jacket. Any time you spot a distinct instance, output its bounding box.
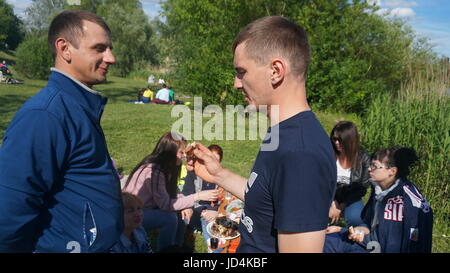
[0,71,124,252]
[361,178,433,253]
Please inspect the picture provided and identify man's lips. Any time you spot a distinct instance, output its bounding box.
[99,67,108,74]
[242,91,249,102]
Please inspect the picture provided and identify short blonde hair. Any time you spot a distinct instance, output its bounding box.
[121,192,144,209]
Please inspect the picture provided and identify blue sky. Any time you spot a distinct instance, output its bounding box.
[7,0,450,57]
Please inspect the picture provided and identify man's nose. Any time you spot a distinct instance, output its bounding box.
[234,76,243,89]
[104,48,116,64]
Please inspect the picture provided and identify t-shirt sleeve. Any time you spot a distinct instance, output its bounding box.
[273,151,333,233]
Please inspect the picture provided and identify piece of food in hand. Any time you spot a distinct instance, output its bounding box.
[184,142,217,182]
[348,226,355,235]
[183,142,197,158]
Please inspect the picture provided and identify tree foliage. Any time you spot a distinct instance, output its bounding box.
[97,2,159,76]
[160,0,275,106]
[23,0,65,37]
[15,35,53,80]
[0,0,23,50]
[160,0,436,113]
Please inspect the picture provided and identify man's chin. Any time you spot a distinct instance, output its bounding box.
[89,76,107,86]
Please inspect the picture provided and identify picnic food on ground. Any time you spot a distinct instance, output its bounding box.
[210,217,239,239]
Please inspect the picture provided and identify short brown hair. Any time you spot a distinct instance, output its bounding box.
[208,144,223,162]
[48,10,111,59]
[232,16,311,80]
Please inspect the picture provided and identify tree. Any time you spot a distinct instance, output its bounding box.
[0,0,23,50]
[68,0,143,13]
[15,35,53,79]
[23,0,65,37]
[97,2,159,76]
[160,0,436,113]
[160,0,268,106]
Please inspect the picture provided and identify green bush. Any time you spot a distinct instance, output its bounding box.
[160,0,435,113]
[360,63,450,252]
[98,3,158,77]
[15,35,53,80]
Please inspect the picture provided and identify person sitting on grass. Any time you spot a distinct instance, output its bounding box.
[167,85,175,104]
[153,83,171,104]
[182,144,225,250]
[111,192,152,253]
[123,132,219,252]
[142,86,154,103]
[328,121,371,227]
[324,146,433,253]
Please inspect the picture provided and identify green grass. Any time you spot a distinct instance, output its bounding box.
[1,73,359,253]
[3,66,447,252]
[360,71,450,253]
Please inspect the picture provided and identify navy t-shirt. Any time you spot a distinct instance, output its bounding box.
[237,110,337,253]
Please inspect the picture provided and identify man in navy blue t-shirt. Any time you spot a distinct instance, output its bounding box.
[187,16,336,252]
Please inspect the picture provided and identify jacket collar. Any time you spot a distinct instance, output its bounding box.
[119,228,147,249]
[48,68,108,121]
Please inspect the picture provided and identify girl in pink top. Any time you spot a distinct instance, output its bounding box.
[123,132,218,251]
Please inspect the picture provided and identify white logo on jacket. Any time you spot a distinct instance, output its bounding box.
[384,195,404,221]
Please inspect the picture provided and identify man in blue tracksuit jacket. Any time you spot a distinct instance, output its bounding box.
[0,10,123,252]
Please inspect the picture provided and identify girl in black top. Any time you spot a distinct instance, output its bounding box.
[329,121,371,227]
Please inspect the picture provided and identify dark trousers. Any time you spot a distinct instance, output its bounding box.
[323,232,369,253]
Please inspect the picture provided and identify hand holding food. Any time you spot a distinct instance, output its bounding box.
[184,142,223,183]
[348,226,369,243]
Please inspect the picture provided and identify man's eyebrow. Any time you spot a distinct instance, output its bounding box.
[91,42,113,49]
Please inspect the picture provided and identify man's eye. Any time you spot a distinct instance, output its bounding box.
[235,71,245,79]
[95,46,106,52]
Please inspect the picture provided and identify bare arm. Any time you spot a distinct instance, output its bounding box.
[278,229,326,253]
[214,168,247,201]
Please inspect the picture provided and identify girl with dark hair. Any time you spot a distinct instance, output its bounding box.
[329,121,371,227]
[123,132,219,251]
[324,146,433,253]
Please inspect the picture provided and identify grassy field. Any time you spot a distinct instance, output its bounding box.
[0,74,360,252]
[1,48,447,252]
[0,74,359,176]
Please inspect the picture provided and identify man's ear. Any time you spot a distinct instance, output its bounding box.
[270,58,286,86]
[55,38,72,63]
